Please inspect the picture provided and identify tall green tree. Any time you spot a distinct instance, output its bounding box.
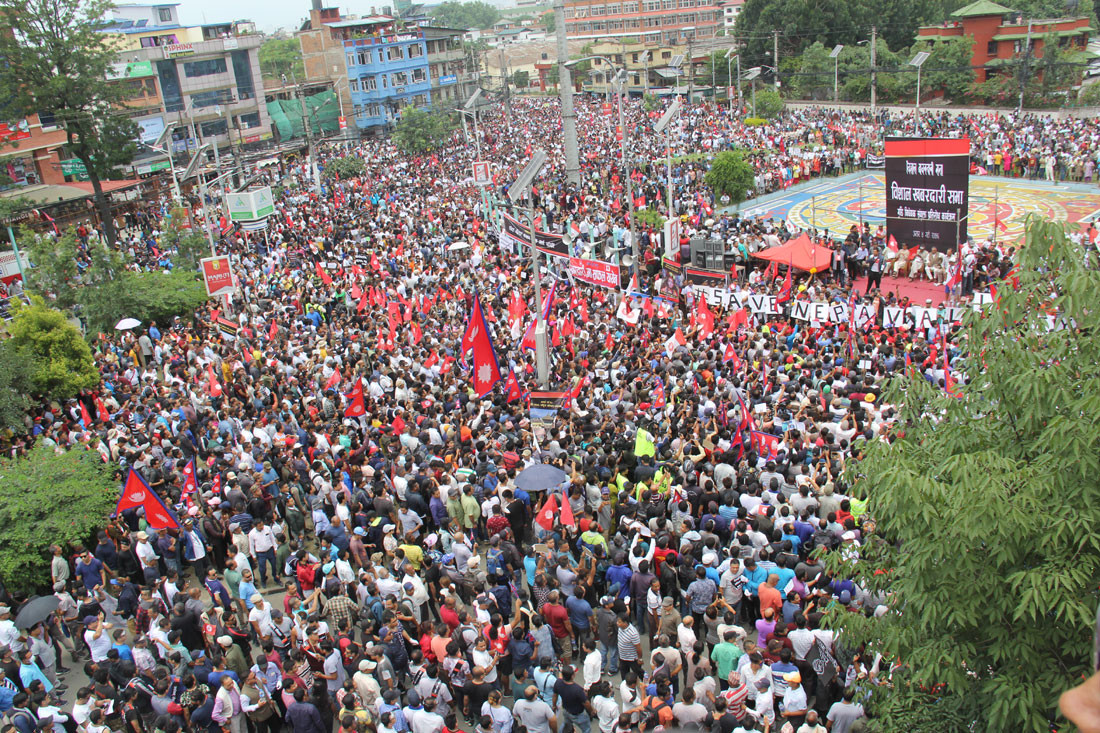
[792,41,835,100]
[0,444,118,595]
[0,0,138,246]
[828,218,1100,732]
[392,107,457,155]
[899,37,975,103]
[7,297,100,401]
[430,0,500,29]
[258,37,305,81]
[0,341,34,435]
[705,150,755,209]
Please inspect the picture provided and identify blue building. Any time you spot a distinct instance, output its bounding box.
[343,27,432,129]
[298,10,478,135]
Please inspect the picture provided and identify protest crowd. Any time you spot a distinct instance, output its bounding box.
[0,94,1089,733]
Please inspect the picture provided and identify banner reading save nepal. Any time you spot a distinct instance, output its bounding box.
[500,213,621,289]
[885,137,970,253]
[687,283,992,330]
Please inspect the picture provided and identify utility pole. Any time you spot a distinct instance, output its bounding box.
[687,37,694,102]
[554,0,581,186]
[870,25,877,116]
[499,46,513,124]
[773,30,780,91]
[293,72,319,194]
[1017,20,1034,115]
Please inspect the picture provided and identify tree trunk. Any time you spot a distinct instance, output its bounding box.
[80,159,117,247]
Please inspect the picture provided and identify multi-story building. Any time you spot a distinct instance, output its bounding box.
[101,3,272,172]
[917,0,1092,83]
[562,0,720,44]
[298,5,478,134]
[718,0,742,32]
[0,115,68,188]
[577,40,685,96]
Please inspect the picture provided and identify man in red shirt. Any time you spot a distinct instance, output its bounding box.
[757,574,784,620]
[440,595,461,632]
[540,590,573,660]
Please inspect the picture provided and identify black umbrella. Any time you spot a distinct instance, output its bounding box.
[514,463,569,492]
[14,595,59,629]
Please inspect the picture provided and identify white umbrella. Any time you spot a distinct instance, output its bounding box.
[447,242,470,251]
[114,318,141,330]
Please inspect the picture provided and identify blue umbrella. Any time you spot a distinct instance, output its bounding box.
[514,463,568,492]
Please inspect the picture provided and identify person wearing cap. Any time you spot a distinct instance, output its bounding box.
[779,670,808,727]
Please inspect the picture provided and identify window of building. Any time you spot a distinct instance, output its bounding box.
[199,119,228,136]
[238,112,261,129]
[393,70,409,86]
[367,103,381,117]
[230,50,254,101]
[593,20,606,30]
[626,18,641,27]
[409,43,424,57]
[575,7,588,17]
[987,40,998,55]
[412,68,427,82]
[564,8,575,18]
[183,58,228,77]
[413,94,427,106]
[388,46,405,61]
[158,7,172,22]
[189,89,231,108]
[590,5,604,15]
[381,74,388,88]
[365,75,378,90]
[349,78,360,92]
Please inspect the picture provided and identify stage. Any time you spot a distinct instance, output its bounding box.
[737,172,1100,244]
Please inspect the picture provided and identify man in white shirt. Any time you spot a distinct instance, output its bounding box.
[247,518,278,588]
[248,595,274,643]
[582,639,602,690]
[134,532,159,584]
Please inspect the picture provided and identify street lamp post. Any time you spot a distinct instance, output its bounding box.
[910,51,930,118]
[743,67,762,118]
[829,45,844,103]
[655,98,681,256]
[567,55,639,280]
[724,47,740,113]
[507,150,550,387]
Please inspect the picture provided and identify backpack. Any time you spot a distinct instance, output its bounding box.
[452,624,476,661]
[641,696,669,731]
[3,709,36,733]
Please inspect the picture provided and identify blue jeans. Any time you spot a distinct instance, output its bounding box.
[598,641,619,675]
[255,549,276,584]
[561,709,590,733]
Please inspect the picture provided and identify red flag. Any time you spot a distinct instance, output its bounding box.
[267,320,278,340]
[212,473,222,496]
[652,379,666,409]
[315,262,332,285]
[466,295,502,397]
[695,296,715,337]
[114,469,180,529]
[79,400,92,426]
[504,368,522,403]
[424,351,439,369]
[534,493,558,532]
[729,309,750,333]
[723,342,742,370]
[604,331,614,352]
[945,251,963,291]
[370,253,382,272]
[206,364,222,398]
[411,322,423,345]
[349,284,362,300]
[344,377,367,418]
[750,430,780,460]
[93,395,110,422]
[392,413,406,435]
[324,369,342,391]
[508,290,527,325]
[559,491,576,527]
[886,235,899,253]
[182,458,198,495]
[357,295,369,313]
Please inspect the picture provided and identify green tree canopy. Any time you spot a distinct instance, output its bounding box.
[7,298,99,401]
[752,88,784,118]
[512,70,530,89]
[0,0,138,245]
[705,150,755,208]
[430,1,500,29]
[0,444,118,595]
[828,217,1100,732]
[324,155,366,180]
[0,341,33,435]
[258,37,305,80]
[392,107,458,155]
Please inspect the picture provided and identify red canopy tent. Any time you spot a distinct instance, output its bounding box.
[752,234,833,273]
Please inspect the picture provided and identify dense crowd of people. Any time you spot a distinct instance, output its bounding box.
[2,94,1082,733]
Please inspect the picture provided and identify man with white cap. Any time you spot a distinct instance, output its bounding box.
[780,670,808,728]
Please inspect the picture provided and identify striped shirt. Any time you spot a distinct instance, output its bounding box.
[617,623,641,661]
